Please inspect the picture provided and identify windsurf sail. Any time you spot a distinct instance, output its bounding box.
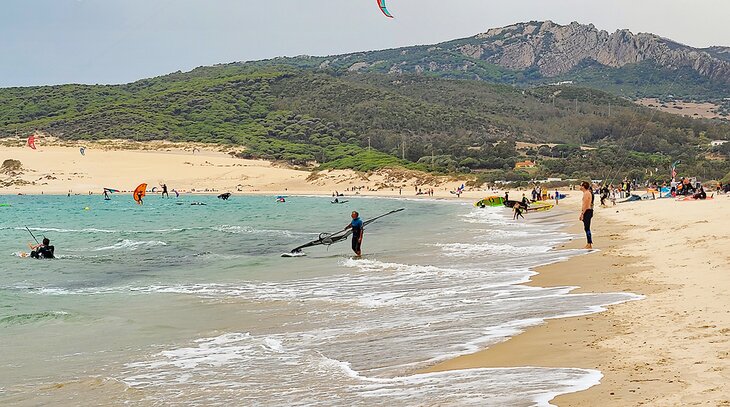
[285,208,404,255]
[104,188,120,194]
[27,135,36,150]
[376,0,394,18]
[133,183,147,205]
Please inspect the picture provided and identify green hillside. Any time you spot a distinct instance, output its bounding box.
[1,65,728,181]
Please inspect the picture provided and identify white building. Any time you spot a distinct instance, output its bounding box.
[711,140,728,147]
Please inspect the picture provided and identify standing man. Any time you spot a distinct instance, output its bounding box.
[345,211,364,257]
[579,181,594,249]
[162,184,169,198]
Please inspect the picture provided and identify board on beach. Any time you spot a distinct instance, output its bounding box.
[474,196,505,207]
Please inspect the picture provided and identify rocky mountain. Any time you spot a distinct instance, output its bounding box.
[249,21,730,100]
[470,21,730,83]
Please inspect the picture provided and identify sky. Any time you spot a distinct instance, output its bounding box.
[1,0,728,87]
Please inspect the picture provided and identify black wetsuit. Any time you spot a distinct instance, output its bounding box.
[350,217,363,254]
[583,193,595,245]
[30,245,55,259]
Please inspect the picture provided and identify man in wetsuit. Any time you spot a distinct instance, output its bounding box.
[579,181,595,250]
[161,184,169,198]
[345,211,363,257]
[30,237,55,259]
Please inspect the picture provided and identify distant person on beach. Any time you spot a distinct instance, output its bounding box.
[579,181,594,249]
[345,211,364,257]
[29,237,55,259]
[521,194,530,208]
[161,184,169,198]
[693,185,707,200]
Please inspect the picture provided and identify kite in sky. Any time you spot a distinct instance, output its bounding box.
[376,0,394,18]
[27,135,36,150]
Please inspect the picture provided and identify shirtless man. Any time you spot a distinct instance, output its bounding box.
[579,181,595,249]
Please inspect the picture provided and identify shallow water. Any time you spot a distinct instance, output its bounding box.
[0,194,637,406]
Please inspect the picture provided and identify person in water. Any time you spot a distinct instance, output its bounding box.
[161,184,169,198]
[103,189,110,200]
[513,204,525,220]
[30,237,55,259]
[579,181,595,249]
[345,211,363,257]
[136,190,144,205]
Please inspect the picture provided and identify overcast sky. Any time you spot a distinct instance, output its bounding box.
[1,0,728,87]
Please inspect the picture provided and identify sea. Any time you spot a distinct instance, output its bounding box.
[0,194,638,406]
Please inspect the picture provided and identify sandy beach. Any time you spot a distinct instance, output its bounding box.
[0,139,481,199]
[425,194,730,405]
[4,138,729,405]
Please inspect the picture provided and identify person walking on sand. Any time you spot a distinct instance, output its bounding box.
[344,211,364,258]
[579,181,594,249]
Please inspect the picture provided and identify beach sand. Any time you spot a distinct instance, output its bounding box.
[7,138,729,405]
[424,195,730,406]
[0,140,482,198]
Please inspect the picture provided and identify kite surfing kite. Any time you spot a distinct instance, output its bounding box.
[27,135,37,150]
[282,208,404,257]
[133,183,147,205]
[376,0,394,18]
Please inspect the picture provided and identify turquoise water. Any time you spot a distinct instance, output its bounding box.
[0,194,637,406]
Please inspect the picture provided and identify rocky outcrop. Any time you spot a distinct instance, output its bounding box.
[468,21,730,83]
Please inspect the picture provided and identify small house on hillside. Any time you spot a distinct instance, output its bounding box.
[711,140,728,147]
[515,160,536,169]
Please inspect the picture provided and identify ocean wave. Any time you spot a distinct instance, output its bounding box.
[0,311,70,326]
[212,225,312,238]
[93,240,168,251]
[431,242,553,257]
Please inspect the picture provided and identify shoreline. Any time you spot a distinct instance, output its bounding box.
[422,196,730,405]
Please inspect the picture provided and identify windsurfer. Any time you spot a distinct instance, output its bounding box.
[345,211,363,257]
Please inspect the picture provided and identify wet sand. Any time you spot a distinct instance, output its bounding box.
[424,196,730,406]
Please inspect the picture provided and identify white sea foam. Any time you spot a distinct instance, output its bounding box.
[431,241,554,257]
[93,240,168,251]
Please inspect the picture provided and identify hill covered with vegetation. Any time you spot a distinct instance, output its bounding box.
[1,64,728,183]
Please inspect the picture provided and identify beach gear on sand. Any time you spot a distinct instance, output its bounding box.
[527,203,554,212]
[283,208,404,257]
[474,196,504,207]
[27,135,37,150]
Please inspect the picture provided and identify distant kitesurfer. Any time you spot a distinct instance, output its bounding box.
[345,211,363,257]
[162,184,169,198]
[29,237,55,259]
[103,189,110,200]
[579,181,594,249]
